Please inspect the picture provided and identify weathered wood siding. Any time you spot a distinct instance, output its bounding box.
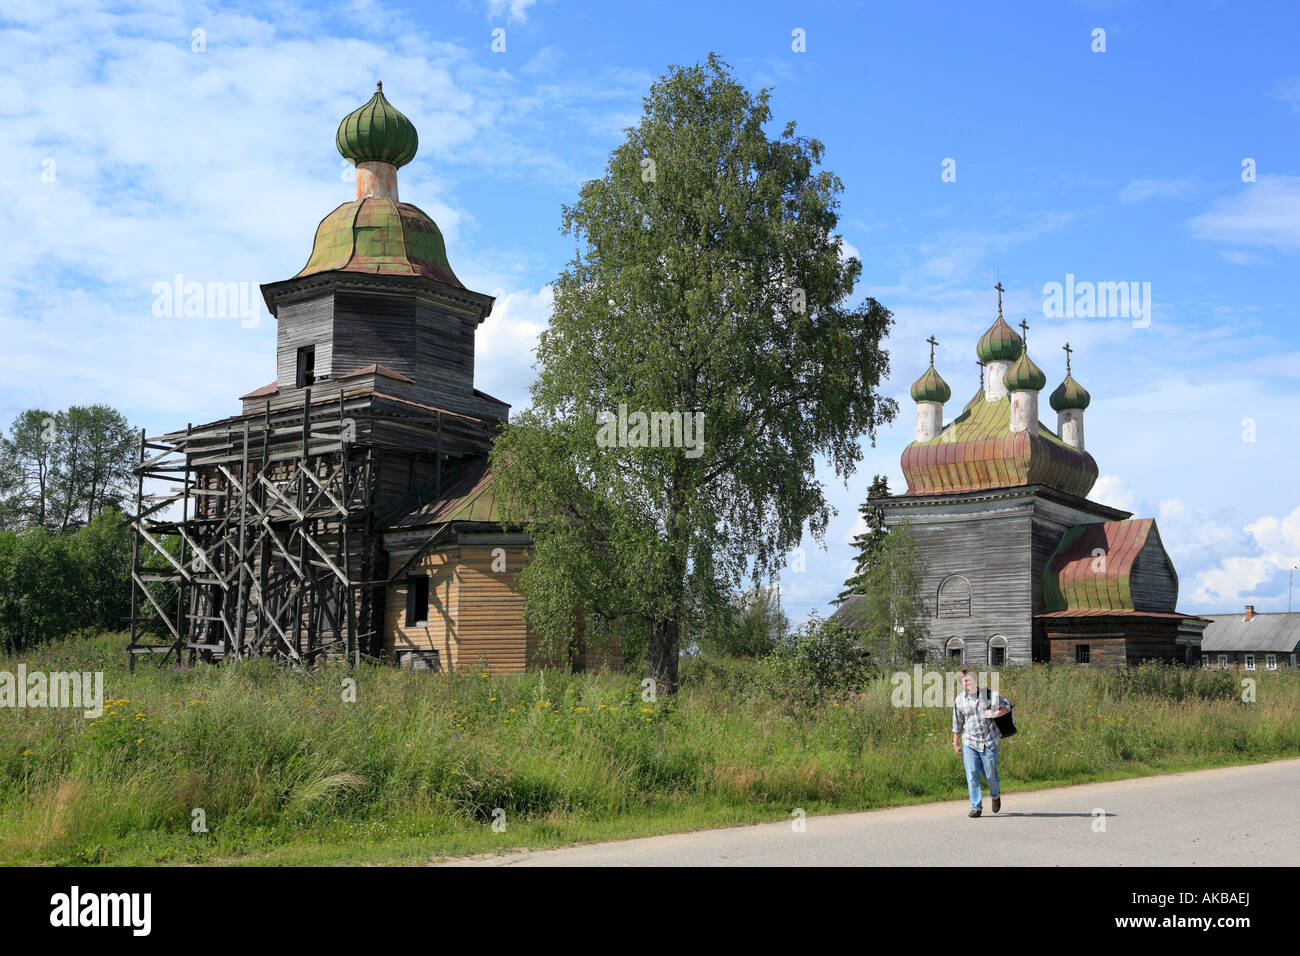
[276,296,334,387]
[903,512,1035,666]
[1048,636,1127,665]
[1130,533,1179,612]
[1030,516,1071,659]
[414,299,477,399]
[332,291,418,384]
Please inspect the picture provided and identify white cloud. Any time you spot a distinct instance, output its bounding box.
[0,1,653,431]
[485,0,537,23]
[474,285,552,409]
[1273,76,1300,111]
[1118,177,1197,203]
[1189,505,1300,609]
[1187,175,1300,252]
[1091,475,1137,514]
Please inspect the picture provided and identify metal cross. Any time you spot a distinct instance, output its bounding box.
[926,335,939,365]
[994,281,1005,318]
[1062,341,1073,374]
[976,360,985,389]
[1018,318,1029,348]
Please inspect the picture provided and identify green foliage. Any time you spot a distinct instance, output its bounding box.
[491,54,897,690]
[835,473,891,603]
[836,520,930,671]
[758,612,869,703]
[694,585,788,658]
[5,634,1297,864]
[1115,661,1239,702]
[0,510,133,654]
[0,405,136,532]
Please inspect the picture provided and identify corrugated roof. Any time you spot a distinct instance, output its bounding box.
[1200,612,1300,652]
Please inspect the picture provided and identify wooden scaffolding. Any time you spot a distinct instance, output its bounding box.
[126,390,376,669]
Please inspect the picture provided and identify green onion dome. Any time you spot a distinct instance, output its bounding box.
[1003,350,1047,392]
[1049,373,1091,411]
[910,365,951,403]
[336,83,419,168]
[976,315,1023,364]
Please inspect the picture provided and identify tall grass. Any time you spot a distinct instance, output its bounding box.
[1,633,1297,864]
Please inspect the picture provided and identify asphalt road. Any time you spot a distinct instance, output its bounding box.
[440,758,1300,866]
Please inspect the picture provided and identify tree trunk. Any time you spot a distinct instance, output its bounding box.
[647,615,680,696]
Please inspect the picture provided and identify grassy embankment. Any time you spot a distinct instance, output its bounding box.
[2,633,1297,865]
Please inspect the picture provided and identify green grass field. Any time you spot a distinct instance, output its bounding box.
[2,633,1298,865]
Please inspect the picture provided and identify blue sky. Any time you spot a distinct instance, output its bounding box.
[2,0,1298,621]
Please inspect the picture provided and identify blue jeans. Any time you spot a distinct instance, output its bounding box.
[962,742,1000,810]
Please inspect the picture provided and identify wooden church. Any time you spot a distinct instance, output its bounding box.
[866,288,1207,666]
[127,85,620,674]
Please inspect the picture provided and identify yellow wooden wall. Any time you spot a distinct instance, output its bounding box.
[385,539,623,674]
[385,547,457,665]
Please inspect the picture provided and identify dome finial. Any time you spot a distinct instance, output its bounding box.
[377,80,382,92]
[1018,317,1030,351]
[995,279,1005,319]
[910,339,951,405]
[337,84,419,170]
[1063,340,1073,374]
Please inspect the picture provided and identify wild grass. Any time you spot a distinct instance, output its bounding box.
[1,633,1297,865]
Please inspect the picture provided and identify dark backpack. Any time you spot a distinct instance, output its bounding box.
[980,687,1017,738]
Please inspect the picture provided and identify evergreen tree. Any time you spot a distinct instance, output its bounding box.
[834,473,891,603]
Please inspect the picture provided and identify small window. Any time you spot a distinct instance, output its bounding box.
[988,635,1007,667]
[945,637,964,664]
[405,574,429,626]
[1265,654,1277,670]
[1244,654,1255,671]
[1075,644,1090,664]
[296,345,316,388]
[1218,654,1229,669]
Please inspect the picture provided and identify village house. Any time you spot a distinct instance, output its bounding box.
[1200,606,1300,669]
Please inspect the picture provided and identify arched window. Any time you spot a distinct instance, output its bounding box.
[988,635,1008,667]
[946,637,965,664]
[937,575,972,618]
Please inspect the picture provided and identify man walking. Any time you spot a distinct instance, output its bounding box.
[952,666,1011,818]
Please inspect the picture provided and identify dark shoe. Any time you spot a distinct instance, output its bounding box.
[968,808,982,817]
[992,798,1001,814]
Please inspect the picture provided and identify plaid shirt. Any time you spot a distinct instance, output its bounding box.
[952,688,1009,752]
